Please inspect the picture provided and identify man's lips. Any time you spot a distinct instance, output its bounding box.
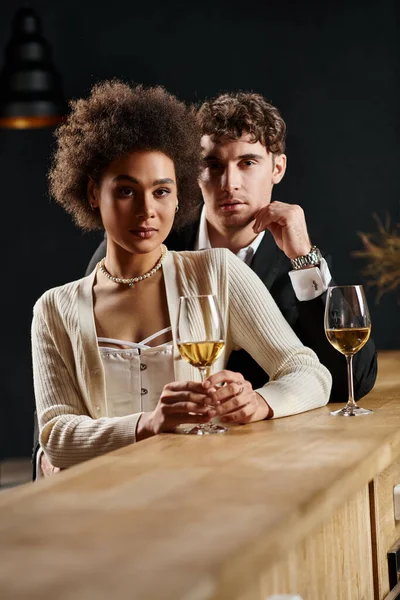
[218,200,245,211]
[218,199,244,206]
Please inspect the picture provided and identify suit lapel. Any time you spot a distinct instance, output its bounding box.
[166,205,201,251]
[249,230,283,290]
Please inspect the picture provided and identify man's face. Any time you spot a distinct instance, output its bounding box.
[199,134,286,231]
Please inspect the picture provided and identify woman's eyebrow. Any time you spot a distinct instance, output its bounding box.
[113,174,139,183]
[112,175,175,185]
[153,178,175,185]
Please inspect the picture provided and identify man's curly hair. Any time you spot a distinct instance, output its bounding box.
[48,80,203,231]
[197,91,286,154]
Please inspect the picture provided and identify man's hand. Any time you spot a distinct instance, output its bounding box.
[40,452,61,478]
[253,200,311,259]
[203,370,271,424]
[137,380,217,440]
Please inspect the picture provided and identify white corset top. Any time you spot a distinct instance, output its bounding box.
[98,327,174,417]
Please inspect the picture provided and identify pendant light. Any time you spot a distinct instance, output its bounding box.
[0,4,66,129]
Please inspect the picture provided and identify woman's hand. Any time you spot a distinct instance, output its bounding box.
[203,370,272,424]
[136,380,217,440]
[40,452,61,478]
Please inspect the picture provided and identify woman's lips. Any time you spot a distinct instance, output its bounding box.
[129,229,158,239]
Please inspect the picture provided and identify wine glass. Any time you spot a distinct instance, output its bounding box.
[324,285,372,416]
[176,295,227,435]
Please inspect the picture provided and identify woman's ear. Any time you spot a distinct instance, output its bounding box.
[87,177,99,209]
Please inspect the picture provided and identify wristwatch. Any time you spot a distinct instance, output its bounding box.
[290,245,322,270]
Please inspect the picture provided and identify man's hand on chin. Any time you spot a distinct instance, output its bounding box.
[253,200,311,259]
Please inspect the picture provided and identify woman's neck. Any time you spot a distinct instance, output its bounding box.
[103,244,164,280]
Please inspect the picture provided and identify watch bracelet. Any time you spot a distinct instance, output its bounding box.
[290,245,322,270]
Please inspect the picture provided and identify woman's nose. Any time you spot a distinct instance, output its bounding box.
[135,195,155,219]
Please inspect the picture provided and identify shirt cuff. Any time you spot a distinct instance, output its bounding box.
[288,257,332,301]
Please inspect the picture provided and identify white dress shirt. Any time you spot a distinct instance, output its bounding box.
[194,206,332,301]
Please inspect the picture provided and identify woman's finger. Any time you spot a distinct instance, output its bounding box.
[161,390,210,405]
[220,403,256,423]
[203,370,244,389]
[208,381,245,406]
[213,395,250,416]
[163,380,207,394]
[163,402,213,415]
[166,413,214,427]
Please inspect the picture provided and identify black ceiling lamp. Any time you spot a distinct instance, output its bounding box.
[0,4,66,129]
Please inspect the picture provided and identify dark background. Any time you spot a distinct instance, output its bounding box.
[1,0,399,459]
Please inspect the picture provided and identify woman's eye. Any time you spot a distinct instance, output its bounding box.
[154,188,171,198]
[119,187,134,197]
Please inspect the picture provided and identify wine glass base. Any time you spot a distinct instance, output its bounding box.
[330,405,373,417]
[182,423,228,435]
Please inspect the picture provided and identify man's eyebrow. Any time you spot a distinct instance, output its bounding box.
[237,153,264,160]
[203,153,264,161]
[112,175,175,185]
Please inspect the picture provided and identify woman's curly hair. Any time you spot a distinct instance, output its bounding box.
[197,91,286,154]
[48,80,203,231]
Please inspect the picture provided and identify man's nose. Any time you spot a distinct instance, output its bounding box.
[221,166,240,192]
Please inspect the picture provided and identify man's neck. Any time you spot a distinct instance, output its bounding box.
[206,219,259,254]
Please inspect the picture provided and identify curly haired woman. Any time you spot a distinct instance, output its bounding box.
[32,80,331,473]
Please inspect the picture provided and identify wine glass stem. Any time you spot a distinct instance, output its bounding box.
[198,368,207,383]
[346,354,357,408]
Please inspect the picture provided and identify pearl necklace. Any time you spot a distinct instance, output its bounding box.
[99,245,167,288]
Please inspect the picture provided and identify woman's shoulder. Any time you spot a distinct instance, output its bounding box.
[168,247,230,266]
[33,276,87,318]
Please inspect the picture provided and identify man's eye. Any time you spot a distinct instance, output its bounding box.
[154,188,171,198]
[241,160,256,167]
[207,161,223,171]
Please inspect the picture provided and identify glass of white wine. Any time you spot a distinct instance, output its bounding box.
[177,294,227,435]
[324,285,372,416]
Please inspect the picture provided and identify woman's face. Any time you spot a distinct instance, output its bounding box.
[90,150,178,255]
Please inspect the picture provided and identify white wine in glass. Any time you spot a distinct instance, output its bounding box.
[324,285,372,416]
[177,295,227,435]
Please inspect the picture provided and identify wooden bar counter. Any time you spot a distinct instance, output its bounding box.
[1,351,400,600]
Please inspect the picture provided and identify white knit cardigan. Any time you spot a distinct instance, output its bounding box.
[32,248,332,468]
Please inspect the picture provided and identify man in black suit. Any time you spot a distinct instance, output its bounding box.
[34,91,377,477]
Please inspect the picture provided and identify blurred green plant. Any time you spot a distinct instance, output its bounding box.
[354,213,400,301]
